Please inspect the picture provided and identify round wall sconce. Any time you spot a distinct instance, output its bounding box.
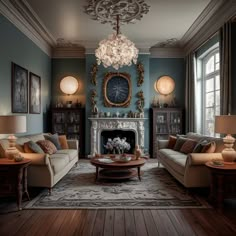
[60,76,79,95]
[154,75,175,95]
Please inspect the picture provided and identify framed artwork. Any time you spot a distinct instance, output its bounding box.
[29,72,41,114]
[103,72,131,107]
[11,62,28,113]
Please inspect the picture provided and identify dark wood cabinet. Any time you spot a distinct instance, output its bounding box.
[51,108,85,156]
[150,108,183,158]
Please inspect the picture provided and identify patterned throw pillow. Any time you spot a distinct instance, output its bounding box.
[173,137,187,151]
[36,140,57,155]
[44,133,62,150]
[58,135,69,149]
[24,141,44,153]
[167,135,177,149]
[201,141,216,153]
[180,139,198,154]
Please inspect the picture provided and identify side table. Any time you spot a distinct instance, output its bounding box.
[205,161,236,210]
[0,158,31,210]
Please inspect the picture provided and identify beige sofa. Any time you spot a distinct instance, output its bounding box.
[0,133,79,193]
[157,132,225,188]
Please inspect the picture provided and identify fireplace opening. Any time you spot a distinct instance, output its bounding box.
[101,130,135,154]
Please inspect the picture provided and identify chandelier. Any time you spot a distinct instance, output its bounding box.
[84,0,150,70]
[95,15,138,70]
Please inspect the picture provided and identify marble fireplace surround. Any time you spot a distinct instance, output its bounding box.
[88,117,147,156]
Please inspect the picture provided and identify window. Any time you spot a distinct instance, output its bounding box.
[196,45,220,137]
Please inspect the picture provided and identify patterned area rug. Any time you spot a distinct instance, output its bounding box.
[25,160,210,209]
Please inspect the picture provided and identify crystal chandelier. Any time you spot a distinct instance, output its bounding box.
[84,0,150,70]
[95,15,138,70]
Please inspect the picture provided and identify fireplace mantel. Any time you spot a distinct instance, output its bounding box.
[88,117,147,156]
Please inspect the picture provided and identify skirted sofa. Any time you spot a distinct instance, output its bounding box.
[156,132,226,188]
[0,133,78,193]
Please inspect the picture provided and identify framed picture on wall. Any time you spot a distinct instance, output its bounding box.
[29,72,41,114]
[11,62,28,113]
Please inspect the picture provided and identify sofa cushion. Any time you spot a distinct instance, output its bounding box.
[58,135,69,149]
[37,140,57,155]
[180,139,198,154]
[24,141,44,154]
[56,149,77,161]
[173,137,187,151]
[44,133,62,150]
[49,155,70,174]
[167,135,177,149]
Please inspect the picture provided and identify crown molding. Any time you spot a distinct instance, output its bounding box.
[0,0,55,56]
[52,47,85,59]
[150,47,184,58]
[183,0,236,54]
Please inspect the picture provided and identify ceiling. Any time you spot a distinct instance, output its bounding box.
[25,0,212,50]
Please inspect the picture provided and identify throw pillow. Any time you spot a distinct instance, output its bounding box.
[44,133,61,150]
[24,141,44,153]
[180,139,198,154]
[201,141,216,153]
[167,135,177,149]
[173,137,187,151]
[58,135,69,149]
[192,139,207,153]
[37,140,57,155]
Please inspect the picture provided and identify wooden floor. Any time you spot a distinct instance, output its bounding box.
[0,206,236,235]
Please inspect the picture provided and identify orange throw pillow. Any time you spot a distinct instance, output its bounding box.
[58,135,69,149]
[167,135,177,149]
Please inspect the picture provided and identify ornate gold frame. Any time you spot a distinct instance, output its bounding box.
[103,72,131,107]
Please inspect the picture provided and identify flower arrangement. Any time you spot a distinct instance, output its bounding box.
[104,137,131,154]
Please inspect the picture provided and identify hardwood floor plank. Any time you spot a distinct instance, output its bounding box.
[82,210,97,236]
[73,210,88,236]
[181,209,208,236]
[92,209,106,236]
[133,210,148,236]
[46,210,70,235]
[167,210,196,236]
[151,210,178,236]
[103,209,114,236]
[143,209,159,236]
[0,210,35,236]
[124,210,136,236]
[114,210,125,236]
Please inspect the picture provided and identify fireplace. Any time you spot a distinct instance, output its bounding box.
[88,117,147,156]
[101,130,135,154]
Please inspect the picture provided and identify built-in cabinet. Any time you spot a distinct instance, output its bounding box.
[150,108,183,158]
[51,108,85,156]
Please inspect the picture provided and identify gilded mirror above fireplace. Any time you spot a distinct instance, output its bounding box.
[103,72,131,107]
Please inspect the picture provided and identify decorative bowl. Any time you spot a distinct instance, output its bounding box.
[115,156,131,163]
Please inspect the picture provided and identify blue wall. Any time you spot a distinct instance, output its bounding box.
[0,13,51,136]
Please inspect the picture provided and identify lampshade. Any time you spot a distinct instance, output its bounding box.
[0,115,26,134]
[215,115,236,134]
[154,76,175,95]
[60,76,79,95]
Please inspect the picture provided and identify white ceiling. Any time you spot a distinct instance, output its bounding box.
[25,0,211,49]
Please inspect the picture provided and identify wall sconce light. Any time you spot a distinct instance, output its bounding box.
[154,75,175,95]
[60,76,79,95]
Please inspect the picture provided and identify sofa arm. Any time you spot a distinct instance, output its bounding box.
[187,153,223,166]
[67,139,79,150]
[19,153,50,165]
[157,140,169,150]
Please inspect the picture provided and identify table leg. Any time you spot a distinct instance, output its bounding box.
[95,167,99,181]
[23,167,30,200]
[216,174,224,209]
[17,168,23,211]
[138,167,141,181]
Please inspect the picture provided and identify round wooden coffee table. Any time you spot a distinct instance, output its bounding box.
[90,157,146,181]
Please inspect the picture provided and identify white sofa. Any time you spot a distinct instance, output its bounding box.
[0,133,79,193]
[157,132,225,188]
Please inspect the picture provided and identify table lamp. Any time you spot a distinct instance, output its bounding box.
[215,115,236,163]
[0,115,26,159]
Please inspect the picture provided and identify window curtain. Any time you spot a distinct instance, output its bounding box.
[220,21,232,115]
[185,53,196,133]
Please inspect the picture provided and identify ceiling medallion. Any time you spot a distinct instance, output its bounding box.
[85,0,150,70]
[84,0,150,28]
